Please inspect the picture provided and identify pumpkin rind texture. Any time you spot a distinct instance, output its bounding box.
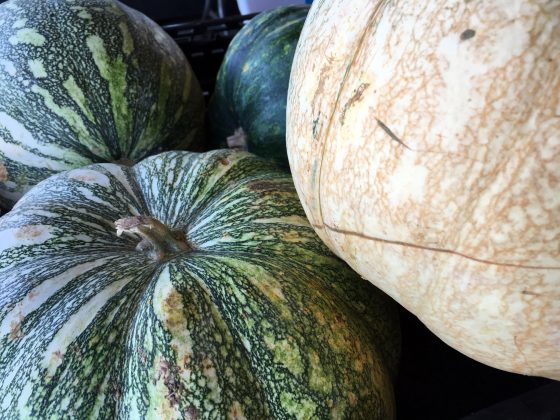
[0,150,399,418]
[208,6,308,167]
[287,0,560,378]
[0,0,204,209]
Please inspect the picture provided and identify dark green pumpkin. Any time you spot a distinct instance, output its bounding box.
[208,6,308,167]
[0,0,205,209]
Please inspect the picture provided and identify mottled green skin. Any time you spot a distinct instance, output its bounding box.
[0,0,204,209]
[208,6,308,167]
[0,150,399,419]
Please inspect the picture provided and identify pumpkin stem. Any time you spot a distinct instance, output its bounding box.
[115,216,191,261]
[226,127,248,151]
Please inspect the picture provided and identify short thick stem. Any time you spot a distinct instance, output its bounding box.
[115,215,191,261]
[226,127,248,151]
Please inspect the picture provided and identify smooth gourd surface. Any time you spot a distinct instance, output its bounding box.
[287,0,560,379]
[0,150,399,419]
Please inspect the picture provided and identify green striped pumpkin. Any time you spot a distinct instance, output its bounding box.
[0,150,399,419]
[0,0,204,209]
[208,6,308,167]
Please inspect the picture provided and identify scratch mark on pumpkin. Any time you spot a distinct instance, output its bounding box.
[340,83,369,125]
[521,290,542,296]
[376,119,411,150]
[312,113,321,139]
[312,222,560,270]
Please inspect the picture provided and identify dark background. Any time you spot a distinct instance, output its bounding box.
[120,0,241,22]
[0,0,557,418]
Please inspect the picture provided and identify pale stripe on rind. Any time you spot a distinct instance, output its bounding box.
[86,35,131,156]
[41,273,135,377]
[0,258,112,338]
[0,112,88,170]
[30,85,106,159]
[0,224,55,255]
[63,75,97,123]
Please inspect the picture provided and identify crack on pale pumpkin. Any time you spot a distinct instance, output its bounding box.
[313,222,560,270]
[314,0,390,246]
[137,346,148,365]
[340,83,369,125]
[376,119,411,150]
[521,290,542,296]
[312,113,321,139]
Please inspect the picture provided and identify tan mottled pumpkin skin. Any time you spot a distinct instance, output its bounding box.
[287,0,560,379]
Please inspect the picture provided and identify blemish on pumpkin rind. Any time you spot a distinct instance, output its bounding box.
[0,163,7,182]
[308,351,333,394]
[460,28,476,41]
[340,82,369,125]
[9,317,23,341]
[280,391,317,420]
[13,224,48,239]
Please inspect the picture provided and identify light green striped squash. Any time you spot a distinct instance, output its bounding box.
[0,150,399,419]
[0,0,204,209]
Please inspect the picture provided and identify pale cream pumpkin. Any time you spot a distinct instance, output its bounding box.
[287,0,560,379]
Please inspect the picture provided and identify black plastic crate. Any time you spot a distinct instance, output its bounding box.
[161,13,257,99]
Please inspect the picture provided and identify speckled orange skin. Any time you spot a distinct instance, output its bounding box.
[287,0,560,379]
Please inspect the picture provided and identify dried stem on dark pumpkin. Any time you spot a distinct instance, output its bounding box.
[226,127,248,151]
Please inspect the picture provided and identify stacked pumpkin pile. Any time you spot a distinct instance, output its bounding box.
[0,0,557,418]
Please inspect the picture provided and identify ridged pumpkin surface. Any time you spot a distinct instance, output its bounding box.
[287,0,560,378]
[0,150,399,418]
[0,0,204,208]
